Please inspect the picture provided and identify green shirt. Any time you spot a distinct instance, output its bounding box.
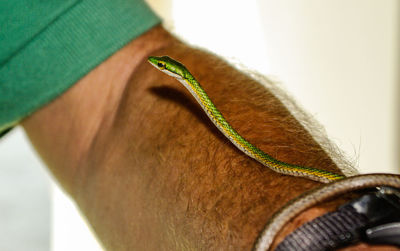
[0,0,160,136]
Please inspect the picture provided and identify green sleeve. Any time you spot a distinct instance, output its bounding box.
[0,0,161,135]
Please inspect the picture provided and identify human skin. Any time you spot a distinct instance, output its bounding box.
[22,26,398,250]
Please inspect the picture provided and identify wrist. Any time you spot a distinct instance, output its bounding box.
[266,175,400,251]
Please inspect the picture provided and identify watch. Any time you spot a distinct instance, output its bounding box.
[275,186,400,250]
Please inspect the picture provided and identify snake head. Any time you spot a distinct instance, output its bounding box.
[148,56,189,80]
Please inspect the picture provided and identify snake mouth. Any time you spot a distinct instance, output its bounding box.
[147,56,158,64]
[147,56,160,68]
[162,69,183,79]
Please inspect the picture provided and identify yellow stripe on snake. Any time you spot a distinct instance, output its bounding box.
[148,56,345,183]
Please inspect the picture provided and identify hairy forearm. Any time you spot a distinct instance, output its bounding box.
[79,47,329,249]
[22,26,393,250]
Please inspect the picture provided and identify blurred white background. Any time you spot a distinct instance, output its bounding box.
[0,0,398,250]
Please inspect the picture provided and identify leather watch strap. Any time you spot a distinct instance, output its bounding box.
[276,186,400,251]
[275,204,367,250]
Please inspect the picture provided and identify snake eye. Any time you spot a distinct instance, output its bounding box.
[157,62,165,69]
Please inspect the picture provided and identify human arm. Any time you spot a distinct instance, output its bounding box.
[21,26,398,250]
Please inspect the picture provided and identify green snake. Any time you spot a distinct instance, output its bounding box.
[148,56,345,183]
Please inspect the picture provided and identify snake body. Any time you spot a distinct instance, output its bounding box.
[148,56,345,183]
